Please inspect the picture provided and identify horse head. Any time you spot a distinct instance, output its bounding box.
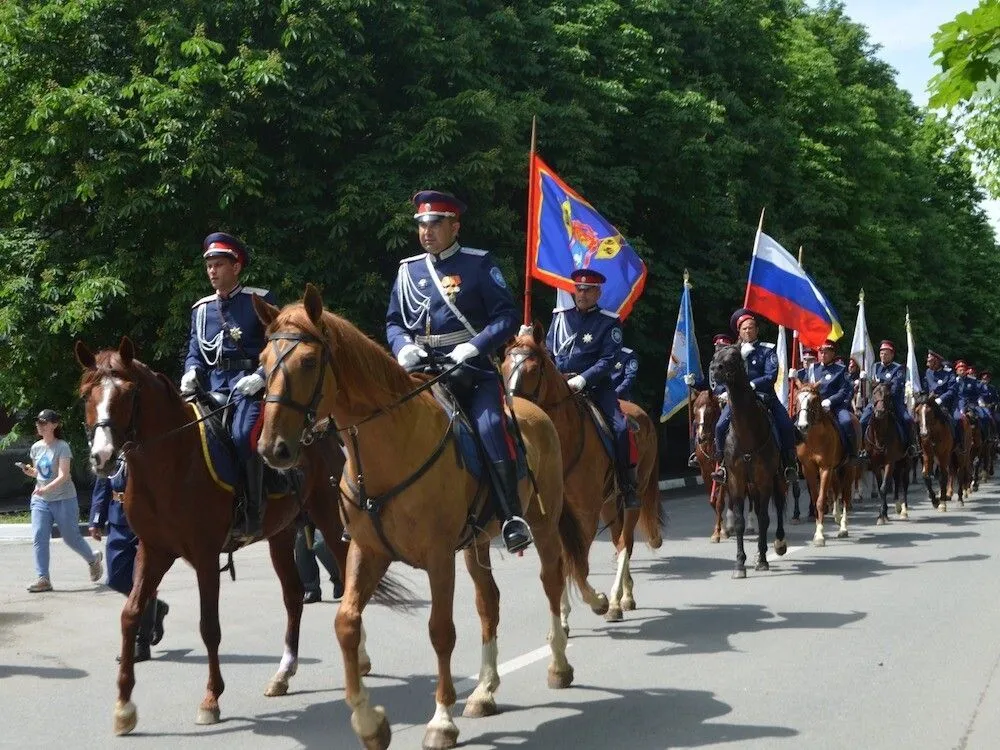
[501,321,561,403]
[794,382,824,435]
[709,345,745,390]
[75,337,142,475]
[871,382,894,420]
[692,389,721,446]
[914,392,943,439]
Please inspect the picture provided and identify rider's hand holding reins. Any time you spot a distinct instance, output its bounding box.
[567,375,586,392]
[180,368,200,395]
[235,372,265,395]
[397,344,428,368]
[788,368,799,380]
[447,342,479,365]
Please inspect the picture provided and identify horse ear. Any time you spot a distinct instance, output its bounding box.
[303,283,324,324]
[532,319,545,345]
[74,341,96,370]
[119,336,135,366]
[252,293,279,327]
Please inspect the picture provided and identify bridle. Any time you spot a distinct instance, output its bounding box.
[83,376,141,466]
[505,345,544,401]
[262,331,335,446]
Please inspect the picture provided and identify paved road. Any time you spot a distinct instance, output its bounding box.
[2,481,1000,750]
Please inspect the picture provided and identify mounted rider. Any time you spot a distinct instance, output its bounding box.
[792,339,860,463]
[546,268,640,509]
[711,308,800,483]
[181,232,276,539]
[611,346,638,403]
[858,339,917,458]
[686,333,730,468]
[956,361,992,438]
[980,371,999,430]
[923,350,960,444]
[385,190,531,554]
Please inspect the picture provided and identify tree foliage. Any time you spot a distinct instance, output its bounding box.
[0,0,997,468]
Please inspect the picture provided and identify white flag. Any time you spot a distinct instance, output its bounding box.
[775,326,788,407]
[905,309,922,408]
[850,290,876,404]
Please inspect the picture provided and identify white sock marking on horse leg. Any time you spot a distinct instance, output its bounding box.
[278,645,297,676]
[560,587,571,633]
[467,639,499,709]
[608,547,629,609]
[347,681,384,739]
[547,612,570,672]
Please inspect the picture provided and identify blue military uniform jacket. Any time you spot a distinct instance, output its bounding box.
[924,368,958,409]
[982,383,999,409]
[386,243,518,361]
[612,347,638,400]
[185,284,277,391]
[546,305,622,391]
[805,362,852,409]
[956,375,983,410]
[742,340,778,399]
[89,460,128,529]
[872,362,906,410]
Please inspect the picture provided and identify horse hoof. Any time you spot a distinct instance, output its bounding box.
[591,593,609,616]
[774,539,787,556]
[264,678,289,697]
[939,504,948,513]
[422,724,459,750]
[733,568,747,580]
[113,700,138,736]
[895,503,903,515]
[791,517,801,525]
[755,559,770,572]
[722,529,730,539]
[837,529,849,539]
[605,606,623,623]
[359,659,372,677]
[195,705,221,725]
[547,665,574,689]
[900,509,909,520]
[876,516,886,526]
[621,596,636,612]
[813,536,826,547]
[463,696,498,718]
[360,713,392,750]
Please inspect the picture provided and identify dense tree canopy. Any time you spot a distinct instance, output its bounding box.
[1,0,997,466]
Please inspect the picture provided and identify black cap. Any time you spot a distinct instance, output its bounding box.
[36,409,61,423]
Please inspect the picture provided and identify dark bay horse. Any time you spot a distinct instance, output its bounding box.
[955,409,981,502]
[914,394,954,511]
[252,286,589,750]
[794,383,860,545]
[863,383,910,524]
[691,389,730,542]
[75,338,362,735]
[501,323,662,625]
[709,346,788,578]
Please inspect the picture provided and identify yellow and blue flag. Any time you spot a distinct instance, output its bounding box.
[660,276,703,422]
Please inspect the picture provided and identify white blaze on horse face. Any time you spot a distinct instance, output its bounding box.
[697,405,706,442]
[90,376,119,470]
[920,407,928,437]
[796,392,811,429]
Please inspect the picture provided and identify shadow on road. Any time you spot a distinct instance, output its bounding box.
[855,529,980,549]
[0,664,88,680]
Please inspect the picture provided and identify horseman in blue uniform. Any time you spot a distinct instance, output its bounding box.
[181,232,277,539]
[386,190,530,554]
[793,339,860,462]
[956,361,992,438]
[612,346,638,402]
[88,458,168,662]
[858,339,917,458]
[981,371,1000,432]
[686,333,730,468]
[924,350,960,444]
[546,268,640,509]
[712,309,800,482]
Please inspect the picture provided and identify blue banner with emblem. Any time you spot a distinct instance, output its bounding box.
[660,275,703,422]
[528,154,647,321]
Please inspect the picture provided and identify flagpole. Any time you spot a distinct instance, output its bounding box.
[522,116,538,325]
[743,207,766,309]
[683,269,696,459]
[858,288,868,407]
[788,245,804,416]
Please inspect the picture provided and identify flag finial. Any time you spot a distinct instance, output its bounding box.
[683,268,690,286]
[859,288,865,303]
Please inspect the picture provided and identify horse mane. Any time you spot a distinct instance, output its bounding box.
[80,349,182,405]
[797,382,820,395]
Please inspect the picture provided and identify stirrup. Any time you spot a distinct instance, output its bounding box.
[341,530,352,543]
[856,449,868,461]
[710,464,727,483]
[501,517,532,554]
[783,464,798,481]
[687,452,700,468]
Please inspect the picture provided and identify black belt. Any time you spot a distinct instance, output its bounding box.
[218,358,255,372]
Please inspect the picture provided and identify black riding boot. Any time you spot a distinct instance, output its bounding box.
[134,598,159,663]
[149,598,169,646]
[490,460,532,554]
[783,450,799,482]
[620,465,641,509]
[242,455,265,539]
[710,453,727,483]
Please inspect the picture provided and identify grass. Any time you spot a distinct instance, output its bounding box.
[0,511,30,523]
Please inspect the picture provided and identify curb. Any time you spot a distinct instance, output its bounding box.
[0,523,89,542]
[658,476,705,491]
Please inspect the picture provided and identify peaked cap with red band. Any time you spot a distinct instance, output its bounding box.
[412,190,466,223]
[955,359,968,369]
[729,308,756,334]
[819,339,837,351]
[571,268,607,287]
[203,232,249,268]
[713,333,734,346]
[879,339,895,353]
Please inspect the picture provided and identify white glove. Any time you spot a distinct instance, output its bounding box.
[740,342,754,358]
[235,372,266,396]
[788,368,799,380]
[750,381,758,390]
[979,399,987,408]
[935,397,942,405]
[567,375,586,392]
[859,370,867,379]
[683,373,695,386]
[517,324,533,337]
[397,344,428,368]
[447,342,480,365]
[821,398,831,410]
[718,392,729,403]
[180,369,200,395]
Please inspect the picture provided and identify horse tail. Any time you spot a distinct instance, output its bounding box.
[557,499,590,590]
[638,443,664,549]
[370,570,419,611]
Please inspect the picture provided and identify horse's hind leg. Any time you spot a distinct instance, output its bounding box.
[608,507,638,622]
[194,563,225,725]
[463,541,501,719]
[535,525,573,689]
[421,554,461,750]
[265,525,304,697]
[114,544,174,735]
[897,462,910,519]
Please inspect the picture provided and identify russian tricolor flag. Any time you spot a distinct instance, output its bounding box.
[744,230,843,348]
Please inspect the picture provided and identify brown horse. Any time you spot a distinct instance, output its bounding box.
[501,323,662,625]
[954,409,981,502]
[914,394,954,511]
[691,389,729,542]
[793,383,860,546]
[709,345,788,578]
[252,285,589,750]
[75,338,362,736]
[863,383,910,523]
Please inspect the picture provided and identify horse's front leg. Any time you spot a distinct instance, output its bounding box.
[876,464,890,525]
[422,554,460,750]
[264,525,304,697]
[754,486,770,571]
[463,541,501,719]
[837,474,851,538]
[337,544,392,750]
[194,563,224,725]
[813,468,830,547]
[114,543,175,735]
[732,489,747,579]
[896,462,910,519]
[772,477,787,557]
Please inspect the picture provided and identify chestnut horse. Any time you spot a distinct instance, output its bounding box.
[709,346,788,578]
[252,286,590,750]
[954,409,981,502]
[75,338,374,735]
[863,383,910,523]
[501,323,662,625]
[794,383,860,546]
[914,394,954,511]
[691,389,729,542]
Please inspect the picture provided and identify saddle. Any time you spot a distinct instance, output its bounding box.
[576,394,639,462]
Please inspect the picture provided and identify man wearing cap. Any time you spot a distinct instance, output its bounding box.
[956,362,992,439]
[685,334,729,468]
[980,371,999,433]
[386,190,530,554]
[793,339,860,463]
[547,268,641,509]
[858,340,917,458]
[713,309,800,482]
[924,350,960,444]
[180,232,278,539]
[611,346,638,403]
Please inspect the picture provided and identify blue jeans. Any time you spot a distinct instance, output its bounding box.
[294,525,341,594]
[31,495,97,579]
